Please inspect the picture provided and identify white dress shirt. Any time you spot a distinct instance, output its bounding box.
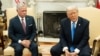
[63,20,80,54]
[18,15,26,43]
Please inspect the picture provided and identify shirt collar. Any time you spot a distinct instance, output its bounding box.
[18,15,25,21]
[71,19,78,27]
[71,19,78,25]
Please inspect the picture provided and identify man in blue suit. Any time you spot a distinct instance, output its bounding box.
[8,2,38,56]
[50,6,91,56]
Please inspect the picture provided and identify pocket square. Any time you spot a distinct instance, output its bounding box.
[29,24,33,26]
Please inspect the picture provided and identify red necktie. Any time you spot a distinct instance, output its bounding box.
[22,18,26,33]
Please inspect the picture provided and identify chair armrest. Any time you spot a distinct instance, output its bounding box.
[94,35,100,41]
[3,30,11,46]
[3,30,8,36]
[34,31,41,46]
[92,35,100,55]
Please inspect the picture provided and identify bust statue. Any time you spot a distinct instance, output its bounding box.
[87,0,95,7]
[28,0,35,8]
[0,0,2,14]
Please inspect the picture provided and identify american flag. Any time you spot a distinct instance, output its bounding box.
[96,0,100,9]
[15,0,20,4]
[12,0,26,7]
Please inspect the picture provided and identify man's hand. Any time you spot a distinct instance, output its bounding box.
[65,50,71,56]
[70,52,78,56]
[21,40,31,48]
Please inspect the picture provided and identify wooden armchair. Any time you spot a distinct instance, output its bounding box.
[3,8,40,56]
[92,36,100,56]
[0,23,4,50]
[78,7,100,56]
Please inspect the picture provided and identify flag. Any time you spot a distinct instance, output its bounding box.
[15,0,20,4]
[96,0,100,9]
[12,0,26,8]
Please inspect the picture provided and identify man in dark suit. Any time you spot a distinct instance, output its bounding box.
[50,6,91,56]
[8,2,38,56]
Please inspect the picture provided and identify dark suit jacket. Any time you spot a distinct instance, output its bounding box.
[60,16,90,51]
[8,15,36,43]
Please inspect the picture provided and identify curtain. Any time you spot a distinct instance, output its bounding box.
[96,0,100,9]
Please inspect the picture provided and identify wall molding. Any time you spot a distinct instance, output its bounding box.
[36,0,88,2]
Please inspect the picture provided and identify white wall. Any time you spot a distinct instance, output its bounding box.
[1,0,29,11]
[1,0,12,11]
[36,2,88,13]
[36,1,88,31]
[1,0,89,31]
[1,0,88,12]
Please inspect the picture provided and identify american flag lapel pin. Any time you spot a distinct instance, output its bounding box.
[79,24,80,26]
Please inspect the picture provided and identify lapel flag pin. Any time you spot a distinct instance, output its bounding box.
[79,24,80,26]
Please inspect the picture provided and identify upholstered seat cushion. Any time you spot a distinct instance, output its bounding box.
[4,46,14,56]
[23,48,32,56]
[4,46,32,56]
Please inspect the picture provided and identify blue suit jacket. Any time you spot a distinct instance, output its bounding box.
[60,16,90,50]
[8,15,36,43]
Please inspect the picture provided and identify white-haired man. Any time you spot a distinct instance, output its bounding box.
[50,6,91,56]
[8,2,38,56]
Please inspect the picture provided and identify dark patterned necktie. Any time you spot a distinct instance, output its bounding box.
[22,18,26,33]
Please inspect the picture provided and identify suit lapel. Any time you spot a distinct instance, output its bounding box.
[25,16,29,34]
[74,18,82,42]
[16,16,24,33]
[66,19,72,42]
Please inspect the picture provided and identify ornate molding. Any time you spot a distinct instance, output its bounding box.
[36,0,88,2]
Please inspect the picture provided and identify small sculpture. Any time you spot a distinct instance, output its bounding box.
[87,0,95,7]
[28,0,35,8]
